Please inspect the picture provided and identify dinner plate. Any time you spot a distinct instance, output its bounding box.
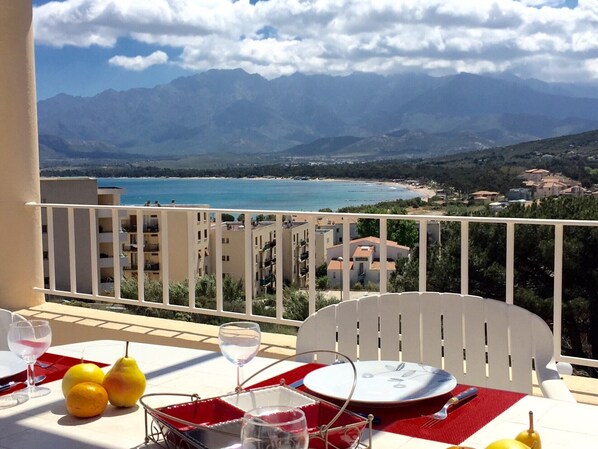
[303,360,457,405]
[0,351,27,379]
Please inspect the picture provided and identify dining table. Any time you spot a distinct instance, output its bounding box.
[1,339,597,449]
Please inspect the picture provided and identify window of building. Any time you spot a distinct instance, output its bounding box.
[41,224,47,233]
[204,229,207,239]
[222,255,230,262]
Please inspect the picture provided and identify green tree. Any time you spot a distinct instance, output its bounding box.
[356,205,419,247]
[389,196,598,375]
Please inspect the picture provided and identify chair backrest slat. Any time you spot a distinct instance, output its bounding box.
[356,295,380,360]
[461,295,487,387]
[485,298,513,392]
[441,295,466,380]
[336,299,358,362]
[420,292,443,368]
[397,293,421,362]
[509,307,534,393]
[378,295,401,361]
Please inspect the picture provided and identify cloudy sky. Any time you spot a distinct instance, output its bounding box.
[31,0,596,99]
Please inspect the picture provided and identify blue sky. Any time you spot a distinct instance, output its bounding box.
[31,0,594,100]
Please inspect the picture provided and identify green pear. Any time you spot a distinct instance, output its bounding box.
[102,341,146,407]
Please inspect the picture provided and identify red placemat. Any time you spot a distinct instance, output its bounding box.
[249,363,526,446]
[0,352,109,396]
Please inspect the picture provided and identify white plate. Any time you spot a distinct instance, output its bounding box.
[0,351,27,379]
[303,360,457,405]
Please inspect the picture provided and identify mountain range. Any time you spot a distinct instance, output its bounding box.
[37,69,598,164]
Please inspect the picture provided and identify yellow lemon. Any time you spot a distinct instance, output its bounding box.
[66,382,108,418]
[486,439,530,449]
[61,362,105,397]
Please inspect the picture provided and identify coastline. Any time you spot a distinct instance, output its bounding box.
[101,175,435,201]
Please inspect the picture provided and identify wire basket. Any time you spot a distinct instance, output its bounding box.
[140,351,372,449]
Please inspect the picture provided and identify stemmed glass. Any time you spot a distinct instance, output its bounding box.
[218,321,261,391]
[7,320,52,398]
[241,406,309,449]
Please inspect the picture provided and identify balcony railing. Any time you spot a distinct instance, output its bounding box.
[29,201,598,372]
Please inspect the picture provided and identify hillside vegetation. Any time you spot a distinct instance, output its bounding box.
[42,128,598,194]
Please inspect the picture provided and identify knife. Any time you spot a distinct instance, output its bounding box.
[289,378,305,389]
[0,375,46,392]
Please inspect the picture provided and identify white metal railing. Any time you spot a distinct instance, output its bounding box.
[28,202,598,370]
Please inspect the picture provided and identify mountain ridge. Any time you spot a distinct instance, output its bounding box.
[37,69,598,163]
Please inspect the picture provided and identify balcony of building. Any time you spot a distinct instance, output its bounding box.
[6,202,598,405]
[0,2,597,409]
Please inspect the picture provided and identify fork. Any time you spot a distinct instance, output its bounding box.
[421,387,478,428]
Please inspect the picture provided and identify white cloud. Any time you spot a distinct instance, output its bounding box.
[108,50,168,71]
[32,0,598,82]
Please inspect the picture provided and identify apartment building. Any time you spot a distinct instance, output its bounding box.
[326,236,410,288]
[121,205,210,283]
[40,177,127,294]
[210,221,277,296]
[316,216,359,245]
[314,228,334,268]
[281,221,309,288]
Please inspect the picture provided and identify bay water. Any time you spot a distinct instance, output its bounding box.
[98,177,419,211]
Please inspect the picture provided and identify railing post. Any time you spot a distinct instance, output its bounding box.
[342,219,350,300]
[0,0,45,309]
[505,222,515,304]
[460,220,469,295]
[418,220,428,292]
[379,217,388,294]
[553,224,564,359]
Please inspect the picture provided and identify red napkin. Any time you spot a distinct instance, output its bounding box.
[0,352,109,396]
[249,363,525,445]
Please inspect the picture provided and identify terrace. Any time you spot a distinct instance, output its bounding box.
[1,0,597,411]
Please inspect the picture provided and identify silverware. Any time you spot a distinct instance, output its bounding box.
[422,387,478,428]
[289,378,305,388]
[0,375,46,392]
[36,358,62,369]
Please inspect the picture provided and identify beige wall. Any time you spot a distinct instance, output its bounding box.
[167,208,210,282]
[41,178,99,293]
[315,228,333,267]
[282,222,309,287]
[213,221,277,296]
[0,1,45,309]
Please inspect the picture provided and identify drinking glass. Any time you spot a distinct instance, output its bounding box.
[241,406,308,449]
[7,320,52,398]
[218,321,261,391]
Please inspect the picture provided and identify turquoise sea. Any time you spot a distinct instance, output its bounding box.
[98,177,419,212]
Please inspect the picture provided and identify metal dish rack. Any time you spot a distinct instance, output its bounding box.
[140,351,373,449]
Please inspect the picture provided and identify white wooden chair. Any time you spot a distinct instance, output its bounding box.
[296,292,575,401]
[0,308,26,351]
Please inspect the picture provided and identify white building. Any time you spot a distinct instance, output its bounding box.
[326,237,410,288]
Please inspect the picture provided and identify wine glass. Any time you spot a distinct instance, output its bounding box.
[218,321,261,391]
[241,406,309,449]
[7,320,52,398]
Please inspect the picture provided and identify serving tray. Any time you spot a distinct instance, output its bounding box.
[140,351,372,449]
